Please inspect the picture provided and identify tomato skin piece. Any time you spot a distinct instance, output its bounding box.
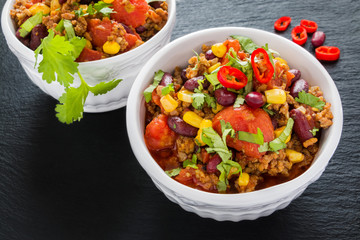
[111,0,149,28]
[88,18,113,48]
[124,33,139,51]
[291,26,308,45]
[145,114,177,151]
[300,19,318,33]
[76,47,102,62]
[212,105,274,158]
[274,16,291,31]
[315,46,340,61]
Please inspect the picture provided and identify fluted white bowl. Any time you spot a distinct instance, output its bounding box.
[126,27,343,221]
[1,0,176,112]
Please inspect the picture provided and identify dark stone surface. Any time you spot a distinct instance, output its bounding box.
[0,0,359,239]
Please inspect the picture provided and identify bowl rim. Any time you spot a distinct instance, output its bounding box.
[1,0,176,65]
[126,26,343,207]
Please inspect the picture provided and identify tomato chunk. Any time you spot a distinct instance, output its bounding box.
[124,33,139,51]
[175,168,195,185]
[76,47,102,62]
[111,0,149,28]
[145,114,177,151]
[88,18,113,48]
[212,105,274,158]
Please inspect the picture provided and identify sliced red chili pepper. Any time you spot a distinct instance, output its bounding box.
[291,26,308,45]
[315,46,340,61]
[250,48,274,84]
[300,19,318,33]
[274,16,291,31]
[217,66,248,90]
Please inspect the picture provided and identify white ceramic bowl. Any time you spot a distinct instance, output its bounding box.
[126,27,343,221]
[1,0,176,112]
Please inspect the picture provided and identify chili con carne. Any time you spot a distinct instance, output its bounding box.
[274,16,292,31]
[291,26,308,45]
[251,48,274,84]
[300,19,318,33]
[217,66,248,90]
[315,46,340,61]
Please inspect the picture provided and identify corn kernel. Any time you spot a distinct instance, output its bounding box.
[238,172,250,186]
[274,126,291,143]
[103,0,114,3]
[29,3,50,15]
[103,41,120,55]
[183,111,203,128]
[124,2,135,13]
[160,94,178,112]
[211,43,227,58]
[207,62,221,73]
[265,89,287,104]
[212,103,223,114]
[285,149,305,163]
[275,57,288,66]
[79,4,88,12]
[177,89,193,103]
[50,0,60,11]
[85,39,92,49]
[195,119,213,146]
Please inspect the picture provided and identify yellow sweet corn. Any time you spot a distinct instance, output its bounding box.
[212,103,223,114]
[265,89,287,104]
[103,41,120,55]
[208,62,221,73]
[195,119,213,146]
[85,39,92,49]
[285,149,305,163]
[177,89,193,103]
[103,0,114,3]
[274,126,291,143]
[160,94,178,112]
[238,172,250,186]
[183,111,203,128]
[29,3,50,15]
[50,0,60,11]
[275,57,288,67]
[211,43,227,58]
[79,4,88,12]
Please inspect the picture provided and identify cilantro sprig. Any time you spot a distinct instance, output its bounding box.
[295,91,325,110]
[143,70,164,102]
[78,1,116,17]
[35,29,122,124]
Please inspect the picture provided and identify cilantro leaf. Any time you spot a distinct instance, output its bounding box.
[64,19,76,40]
[94,1,115,17]
[295,91,325,110]
[55,19,64,32]
[237,128,264,145]
[262,103,274,115]
[161,83,174,96]
[87,4,95,15]
[89,78,122,96]
[310,127,319,136]
[205,72,220,86]
[35,30,79,87]
[231,35,259,54]
[183,154,198,169]
[233,95,245,108]
[69,37,87,58]
[19,12,43,37]
[143,70,164,102]
[192,92,205,109]
[192,50,200,71]
[165,168,181,177]
[259,118,294,152]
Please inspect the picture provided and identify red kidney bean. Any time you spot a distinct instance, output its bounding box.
[29,24,48,51]
[271,117,278,130]
[181,69,188,81]
[206,154,221,174]
[214,88,237,106]
[167,116,198,137]
[149,1,162,8]
[160,72,173,86]
[311,31,326,48]
[120,23,135,34]
[289,109,313,142]
[15,28,30,47]
[288,69,301,84]
[184,76,204,91]
[135,25,146,34]
[59,0,66,4]
[290,79,309,98]
[245,91,264,108]
[205,49,216,60]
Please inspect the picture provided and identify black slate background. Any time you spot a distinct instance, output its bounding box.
[0,0,359,239]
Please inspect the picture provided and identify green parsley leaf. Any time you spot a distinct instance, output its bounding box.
[35,30,79,87]
[183,154,198,169]
[310,127,319,136]
[161,83,175,96]
[143,70,164,102]
[165,168,181,177]
[233,95,245,108]
[231,35,259,54]
[237,128,264,145]
[19,12,43,37]
[295,91,325,110]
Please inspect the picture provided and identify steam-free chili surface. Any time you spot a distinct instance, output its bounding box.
[143,36,333,194]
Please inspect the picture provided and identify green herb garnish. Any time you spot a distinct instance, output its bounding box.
[231,35,259,54]
[19,12,43,37]
[295,91,325,110]
[237,128,264,145]
[183,154,198,169]
[259,118,294,152]
[143,70,164,102]
[161,83,175,96]
[310,127,319,136]
[165,168,181,177]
